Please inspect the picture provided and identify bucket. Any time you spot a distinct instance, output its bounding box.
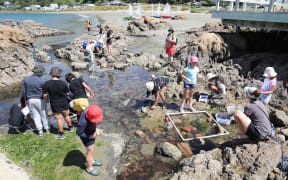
[215,112,232,126]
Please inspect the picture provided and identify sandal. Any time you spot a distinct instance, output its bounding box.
[86,168,101,176]
[92,160,102,166]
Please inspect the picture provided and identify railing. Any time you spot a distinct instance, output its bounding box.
[215,0,288,13]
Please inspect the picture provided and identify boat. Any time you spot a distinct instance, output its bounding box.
[151,15,161,19]
[161,15,172,19]
[123,16,136,21]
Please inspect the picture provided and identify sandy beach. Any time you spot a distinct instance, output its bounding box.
[0,10,220,179]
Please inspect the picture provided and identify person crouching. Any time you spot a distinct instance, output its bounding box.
[145,75,169,110]
[206,73,226,99]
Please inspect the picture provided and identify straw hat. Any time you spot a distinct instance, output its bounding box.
[244,86,257,99]
[207,73,217,80]
[263,67,277,78]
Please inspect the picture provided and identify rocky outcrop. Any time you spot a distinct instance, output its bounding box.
[0,26,34,99]
[0,20,72,38]
[170,140,282,179]
[127,17,170,33]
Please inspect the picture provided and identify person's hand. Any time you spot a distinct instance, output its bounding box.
[89,92,95,99]
[89,133,96,139]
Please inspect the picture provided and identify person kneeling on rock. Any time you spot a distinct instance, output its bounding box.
[145,75,169,110]
[207,73,226,99]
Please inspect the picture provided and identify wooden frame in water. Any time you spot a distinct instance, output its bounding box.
[166,111,229,141]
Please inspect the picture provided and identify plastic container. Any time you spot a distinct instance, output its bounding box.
[215,112,232,126]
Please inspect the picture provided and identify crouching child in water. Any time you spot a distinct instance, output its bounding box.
[145,75,169,110]
[76,104,103,176]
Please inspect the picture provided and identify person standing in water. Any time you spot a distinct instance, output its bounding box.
[105,25,113,56]
[86,20,91,32]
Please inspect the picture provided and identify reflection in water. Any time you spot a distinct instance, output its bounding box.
[108,70,115,87]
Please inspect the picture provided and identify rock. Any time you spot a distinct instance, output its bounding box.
[135,130,145,139]
[34,50,52,63]
[140,144,155,157]
[280,128,288,137]
[71,62,88,70]
[158,142,182,160]
[271,110,288,127]
[141,106,148,113]
[122,99,131,107]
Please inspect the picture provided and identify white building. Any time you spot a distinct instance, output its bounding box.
[49,3,58,9]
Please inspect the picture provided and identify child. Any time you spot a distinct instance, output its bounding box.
[145,75,169,110]
[105,25,113,56]
[95,27,105,55]
[179,56,199,113]
[76,104,103,176]
[65,73,95,117]
[206,73,226,98]
[260,67,277,105]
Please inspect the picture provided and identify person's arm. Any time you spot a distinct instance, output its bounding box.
[181,71,191,82]
[76,112,88,138]
[82,82,95,98]
[261,85,276,95]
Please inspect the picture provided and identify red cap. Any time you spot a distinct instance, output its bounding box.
[85,104,103,124]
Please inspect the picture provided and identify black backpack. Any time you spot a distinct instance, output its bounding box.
[8,104,25,127]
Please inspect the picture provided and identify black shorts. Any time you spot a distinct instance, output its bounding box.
[51,102,69,113]
[106,38,112,45]
[80,137,95,147]
[246,123,260,140]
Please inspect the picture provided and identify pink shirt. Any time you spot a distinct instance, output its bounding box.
[261,78,277,92]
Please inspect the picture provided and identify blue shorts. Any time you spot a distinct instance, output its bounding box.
[259,94,271,104]
[183,83,196,90]
[80,137,95,147]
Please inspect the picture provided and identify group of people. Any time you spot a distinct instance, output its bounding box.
[145,53,278,141]
[10,64,105,175]
[81,23,113,62]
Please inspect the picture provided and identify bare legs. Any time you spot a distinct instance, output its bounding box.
[180,89,194,112]
[234,110,251,138]
[54,110,72,133]
[151,87,166,109]
[86,144,95,171]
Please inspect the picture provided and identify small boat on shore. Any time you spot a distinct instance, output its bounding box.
[151,15,161,19]
[161,15,172,19]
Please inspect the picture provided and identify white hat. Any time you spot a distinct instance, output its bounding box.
[263,67,277,78]
[207,73,217,80]
[146,81,154,92]
[244,86,257,99]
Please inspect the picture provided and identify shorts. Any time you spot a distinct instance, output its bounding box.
[106,38,112,45]
[259,94,271,104]
[183,83,196,90]
[80,137,95,147]
[73,98,89,112]
[165,47,175,56]
[51,102,69,113]
[246,122,260,140]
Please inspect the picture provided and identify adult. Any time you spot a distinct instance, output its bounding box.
[260,67,277,105]
[206,73,226,98]
[105,25,113,56]
[22,65,48,136]
[234,87,275,140]
[146,75,169,110]
[77,104,103,176]
[95,27,105,55]
[179,56,199,113]
[43,67,73,140]
[164,27,177,64]
[65,73,95,117]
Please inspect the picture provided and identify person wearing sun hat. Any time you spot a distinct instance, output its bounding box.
[164,27,177,64]
[207,72,226,98]
[43,67,73,139]
[260,67,277,105]
[22,64,48,136]
[145,74,169,110]
[234,86,275,140]
[76,104,103,176]
[179,56,200,113]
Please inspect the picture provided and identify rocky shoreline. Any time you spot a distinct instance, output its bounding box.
[0,11,288,179]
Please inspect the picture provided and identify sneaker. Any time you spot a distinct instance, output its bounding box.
[68,126,74,133]
[189,106,196,112]
[179,108,184,113]
[54,134,66,140]
[38,130,43,137]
